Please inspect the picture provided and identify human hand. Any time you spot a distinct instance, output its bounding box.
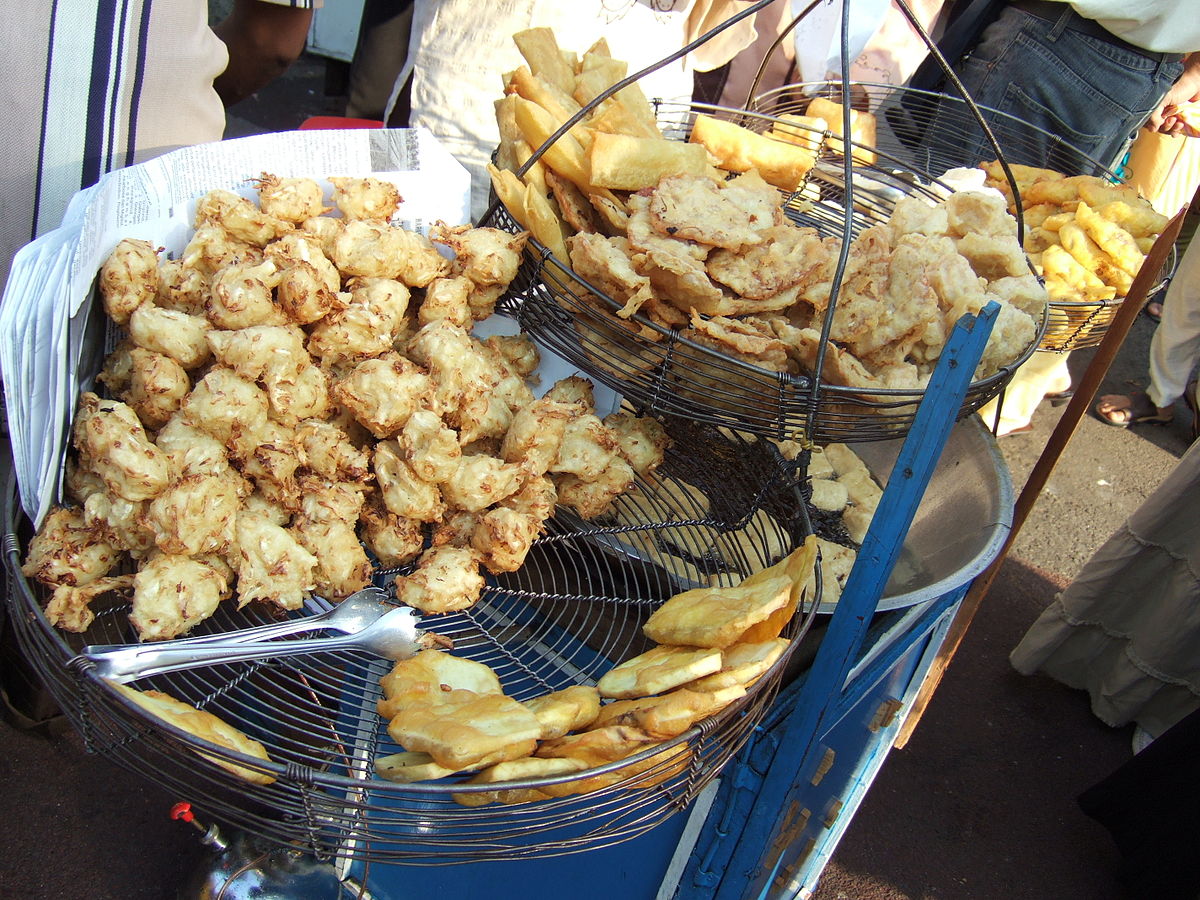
[1148,54,1200,134]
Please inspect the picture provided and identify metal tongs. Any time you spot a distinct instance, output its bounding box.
[81,586,434,684]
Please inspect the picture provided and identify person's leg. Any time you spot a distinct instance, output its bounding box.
[1147,235,1200,408]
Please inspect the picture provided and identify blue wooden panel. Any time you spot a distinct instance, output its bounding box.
[356,807,691,900]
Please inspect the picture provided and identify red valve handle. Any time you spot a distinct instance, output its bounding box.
[170,801,194,822]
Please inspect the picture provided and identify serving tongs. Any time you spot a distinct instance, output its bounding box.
[80,586,441,684]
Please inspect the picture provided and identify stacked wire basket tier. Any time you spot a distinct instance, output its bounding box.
[5,414,822,863]
[751,81,1172,354]
[488,98,1046,443]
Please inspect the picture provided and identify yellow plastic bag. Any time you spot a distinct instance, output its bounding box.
[1125,128,1200,216]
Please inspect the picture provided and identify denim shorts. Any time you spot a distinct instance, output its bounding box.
[927,6,1184,173]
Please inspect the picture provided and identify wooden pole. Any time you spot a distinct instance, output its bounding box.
[893,208,1187,749]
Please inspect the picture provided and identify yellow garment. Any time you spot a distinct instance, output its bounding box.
[1125,127,1200,217]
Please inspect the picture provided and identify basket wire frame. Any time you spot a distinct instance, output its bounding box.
[4,416,824,864]
[483,3,1047,441]
[487,98,1045,443]
[750,80,1175,353]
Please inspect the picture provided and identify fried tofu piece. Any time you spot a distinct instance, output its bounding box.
[385,687,542,770]
[112,683,275,785]
[380,649,502,708]
[522,685,602,739]
[685,637,790,691]
[451,756,588,807]
[597,645,723,699]
[642,573,793,649]
[375,750,459,784]
[591,684,745,738]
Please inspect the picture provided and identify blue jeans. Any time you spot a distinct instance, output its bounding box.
[925,6,1184,174]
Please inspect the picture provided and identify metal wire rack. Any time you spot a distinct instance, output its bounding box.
[486,96,1044,443]
[4,415,822,864]
[750,81,1176,352]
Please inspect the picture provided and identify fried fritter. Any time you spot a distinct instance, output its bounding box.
[99,238,158,324]
[394,546,486,614]
[327,176,402,222]
[72,393,172,502]
[253,173,327,224]
[21,505,120,588]
[332,353,433,439]
[130,551,232,640]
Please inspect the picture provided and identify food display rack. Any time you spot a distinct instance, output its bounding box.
[489,95,1045,444]
[2,401,822,863]
[0,2,1030,893]
[346,302,1012,899]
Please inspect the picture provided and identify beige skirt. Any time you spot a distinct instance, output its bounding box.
[1010,438,1200,738]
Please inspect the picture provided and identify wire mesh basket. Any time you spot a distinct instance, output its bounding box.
[4,415,823,864]
[486,97,1045,444]
[750,81,1175,353]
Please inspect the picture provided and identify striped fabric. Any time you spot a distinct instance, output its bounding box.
[1,0,311,291]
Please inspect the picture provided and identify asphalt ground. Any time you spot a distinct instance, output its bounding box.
[1,53,1193,899]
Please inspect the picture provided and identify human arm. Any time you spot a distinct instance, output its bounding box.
[1148,53,1200,135]
[212,0,315,107]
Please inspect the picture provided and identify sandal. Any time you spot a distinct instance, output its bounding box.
[1143,300,1163,324]
[1094,391,1174,428]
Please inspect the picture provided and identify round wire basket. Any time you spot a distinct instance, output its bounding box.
[486,97,1045,444]
[3,416,822,864]
[750,81,1175,353]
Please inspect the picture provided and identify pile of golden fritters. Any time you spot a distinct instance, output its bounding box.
[487,30,1044,395]
[23,174,669,641]
[981,161,1168,343]
[573,180,1045,392]
[374,537,816,804]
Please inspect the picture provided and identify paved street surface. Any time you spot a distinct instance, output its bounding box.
[1,54,1192,899]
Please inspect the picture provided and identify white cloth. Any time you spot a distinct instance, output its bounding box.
[1065,0,1200,55]
[391,0,758,220]
[1148,231,1200,408]
[977,352,1072,435]
[1011,435,1200,737]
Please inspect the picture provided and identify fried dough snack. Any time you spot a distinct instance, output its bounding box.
[99,238,159,325]
[112,683,276,785]
[29,177,656,654]
[979,162,1167,345]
